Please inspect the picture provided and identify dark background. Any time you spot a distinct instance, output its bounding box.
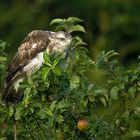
[0,0,140,66]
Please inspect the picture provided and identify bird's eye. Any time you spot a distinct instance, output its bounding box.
[60,38,65,41]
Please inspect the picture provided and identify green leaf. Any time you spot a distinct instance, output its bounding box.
[74,42,87,48]
[115,119,120,127]
[55,25,66,32]
[24,87,31,95]
[128,87,136,98]
[111,86,119,100]
[50,19,64,26]
[56,114,64,123]
[70,75,80,89]
[132,130,140,137]
[0,40,9,50]
[50,100,57,112]
[9,106,14,117]
[95,89,107,96]
[106,50,119,59]
[82,98,88,107]
[23,87,31,101]
[88,94,95,102]
[23,87,31,104]
[69,25,86,33]
[15,106,23,120]
[100,97,107,107]
[67,17,83,23]
[53,66,62,76]
[72,36,83,42]
[43,52,50,61]
[36,109,47,119]
[105,50,119,62]
[134,107,140,117]
[0,56,7,62]
[44,108,53,117]
[43,52,52,67]
[53,56,60,66]
[42,67,50,81]
[88,84,94,91]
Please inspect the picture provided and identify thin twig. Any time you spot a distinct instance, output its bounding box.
[13,106,17,140]
[14,118,17,140]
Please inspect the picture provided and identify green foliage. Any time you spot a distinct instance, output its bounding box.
[0,40,8,96]
[0,17,140,140]
[50,17,85,33]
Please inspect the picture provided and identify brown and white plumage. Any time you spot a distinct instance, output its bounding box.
[2,30,71,104]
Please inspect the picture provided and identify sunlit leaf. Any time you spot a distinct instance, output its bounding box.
[50,19,64,26]
[132,130,140,137]
[106,50,119,59]
[53,56,60,66]
[44,108,53,117]
[69,25,86,33]
[56,114,64,123]
[74,42,87,47]
[0,56,7,62]
[15,106,23,120]
[9,106,14,117]
[42,67,50,81]
[55,25,66,32]
[100,97,107,107]
[82,98,88,107]
[67,17,84,23]
[70,75,80,89]
[53,66,62,76]
[43,52,52,67]
[50,100,57,112]
[111,86,119,100]
[88,94,95,102]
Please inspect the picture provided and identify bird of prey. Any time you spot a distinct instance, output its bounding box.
[2,30,71,104]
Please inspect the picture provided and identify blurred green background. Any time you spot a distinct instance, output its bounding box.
[0,0,140,66]
[0,0,140,139]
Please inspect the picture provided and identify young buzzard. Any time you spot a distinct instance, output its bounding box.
[2,30,71,104]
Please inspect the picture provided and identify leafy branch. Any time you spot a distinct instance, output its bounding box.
[0,17,140,140]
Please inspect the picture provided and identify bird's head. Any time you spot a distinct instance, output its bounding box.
[48,31,72,54]
[55,31,72,45]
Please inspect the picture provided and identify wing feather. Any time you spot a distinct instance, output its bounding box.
[6,30,50,83]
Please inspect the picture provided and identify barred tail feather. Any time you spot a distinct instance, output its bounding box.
[2,82,14,103]
[2,72,24,104]
[2,82,23,104]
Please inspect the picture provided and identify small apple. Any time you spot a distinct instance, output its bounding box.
[77,119,88,130]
